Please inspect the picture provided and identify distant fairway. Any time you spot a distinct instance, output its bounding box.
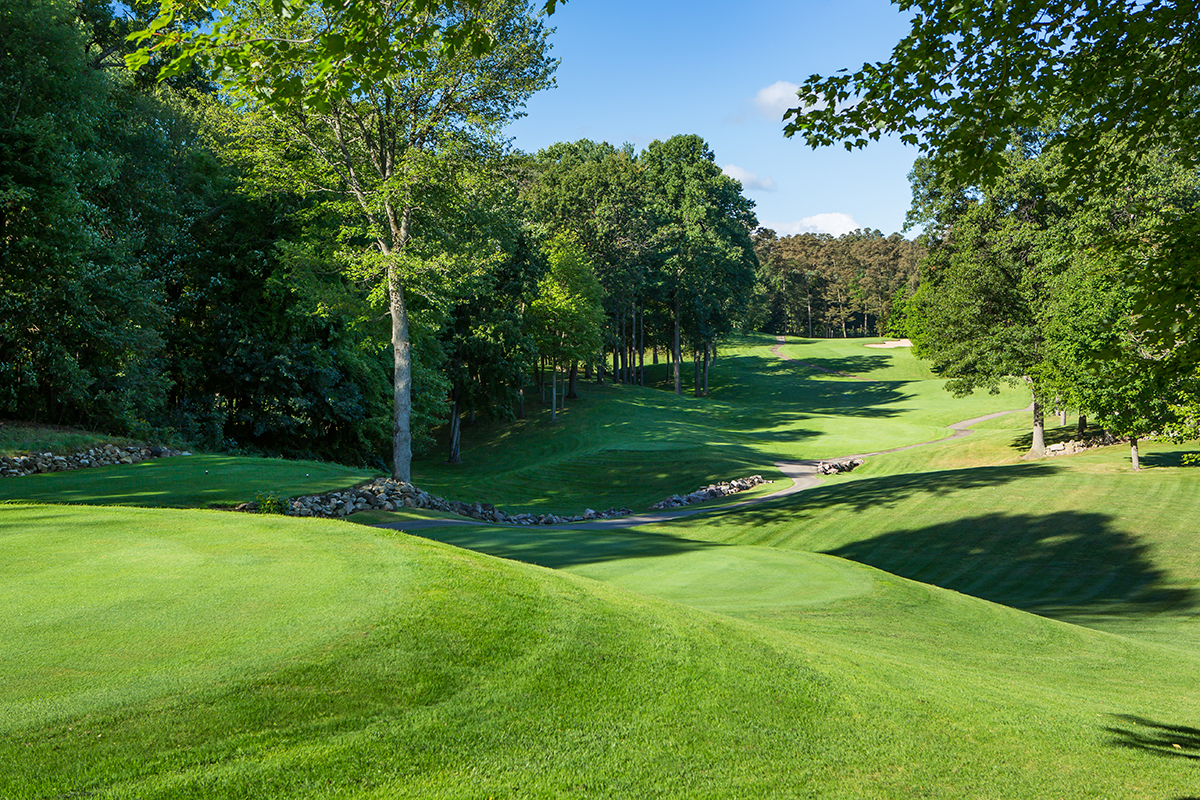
[5,335,1200,798]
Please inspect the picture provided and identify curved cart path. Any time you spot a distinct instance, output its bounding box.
[372,336,1026,533]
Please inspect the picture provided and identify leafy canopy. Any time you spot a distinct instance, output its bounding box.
[785,1,1200,186]
[127,0,566,112]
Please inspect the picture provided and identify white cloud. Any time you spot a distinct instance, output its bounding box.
[722,164,777,192]
[766,213,860,237]
[752,81,801,120]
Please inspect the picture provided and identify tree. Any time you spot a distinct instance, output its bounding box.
[521,140,649,386]
[905,138,1067,456]
[148,0,555,482]
[529,232,604,421]
[641,135,758,395]
[1,0,170,430]
[785,0,1200,188]
[784,1,1200,364]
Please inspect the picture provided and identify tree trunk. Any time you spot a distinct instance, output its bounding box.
[638,306,645,386]
[1077,414,1087,435]
[447,389,462,464]
[517,384,525,420]
[567,361,579,399]
[550,363,557,422]
[652,346,658,365]
[693,349,701,397]
[1029,388,1045,457]
[612,343,619,383]
[673,295,682,395]
[387,240,412,484]
[1129,437,1140,471]
[703,342,710,396]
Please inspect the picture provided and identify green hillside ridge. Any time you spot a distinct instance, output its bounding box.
[4,336,1199,797]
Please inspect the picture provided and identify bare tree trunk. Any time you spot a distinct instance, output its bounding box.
[387,244,412,484]
[638,305,645,386]
[517,384,525,420]
[1077,414,1087,435]
[1029,387,1045,457]
[652,346,658,365]
[447,388,462,464]
[694,348,701,397]
[1129,437,1140,471]
[1058,407,1067,425]
[618,315,626,383]
[703,342,710,396]
[567,361,579,399]
[550,363,557,422]
[612,343,618,383]
[673,295,682,395]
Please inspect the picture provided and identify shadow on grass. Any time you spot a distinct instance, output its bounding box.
[640,354,916,422]
[822,511,1197,619]
[712,463,1060,519]
[1141,450,1200,469]
[1105,714,1200,762]
[410,525,722,569]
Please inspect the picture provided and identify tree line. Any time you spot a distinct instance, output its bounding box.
[2,0,759,476]
[752,229,924,339]
[898,131,1200,467]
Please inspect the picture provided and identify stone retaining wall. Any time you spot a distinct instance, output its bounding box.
[0,444,188,477]
[282,478,633,525]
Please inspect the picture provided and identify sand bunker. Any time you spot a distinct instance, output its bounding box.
[865,339,912,349]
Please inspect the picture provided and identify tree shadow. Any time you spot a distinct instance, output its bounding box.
[409,524,723,569]
[1105,714,1200,762]
[711,463,1060,520]
[1141,450,1200,469]
[821,510,1197,619]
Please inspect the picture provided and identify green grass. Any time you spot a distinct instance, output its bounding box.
[0,421,140,457]
[410,334,1028,514]
[5,334,1200,797]
[0,454,379,508]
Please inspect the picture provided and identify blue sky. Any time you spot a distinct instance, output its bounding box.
[505,0,921,237]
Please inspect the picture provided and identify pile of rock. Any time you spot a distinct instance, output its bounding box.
[816,458,863,475]
[1043,430,1120,457]
[283,477,632,525]
[0,444,188,477]
[647,475,769,510]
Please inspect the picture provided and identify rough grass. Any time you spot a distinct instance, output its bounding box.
[0,454,379,508]
[0,421,140,457]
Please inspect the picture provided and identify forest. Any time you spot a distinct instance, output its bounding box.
[3,0,1198,474]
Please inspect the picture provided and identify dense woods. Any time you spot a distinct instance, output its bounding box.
[752,229,924,339]
[1,0,763,469]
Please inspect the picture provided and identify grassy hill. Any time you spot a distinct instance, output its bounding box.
[4,335,1200,798]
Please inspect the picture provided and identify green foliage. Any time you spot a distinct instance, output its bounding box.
[253,488,291,514]
[786,0,1200,188]
[127,0,566,111]
[530,232,606,365]
[753,229,923,338]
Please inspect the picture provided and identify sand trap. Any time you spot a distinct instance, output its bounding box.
[865,339,912,349]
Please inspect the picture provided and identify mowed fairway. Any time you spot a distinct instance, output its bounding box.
[5,336,1200,797]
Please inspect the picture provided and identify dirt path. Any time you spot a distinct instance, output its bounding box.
[372,336,1025,533]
